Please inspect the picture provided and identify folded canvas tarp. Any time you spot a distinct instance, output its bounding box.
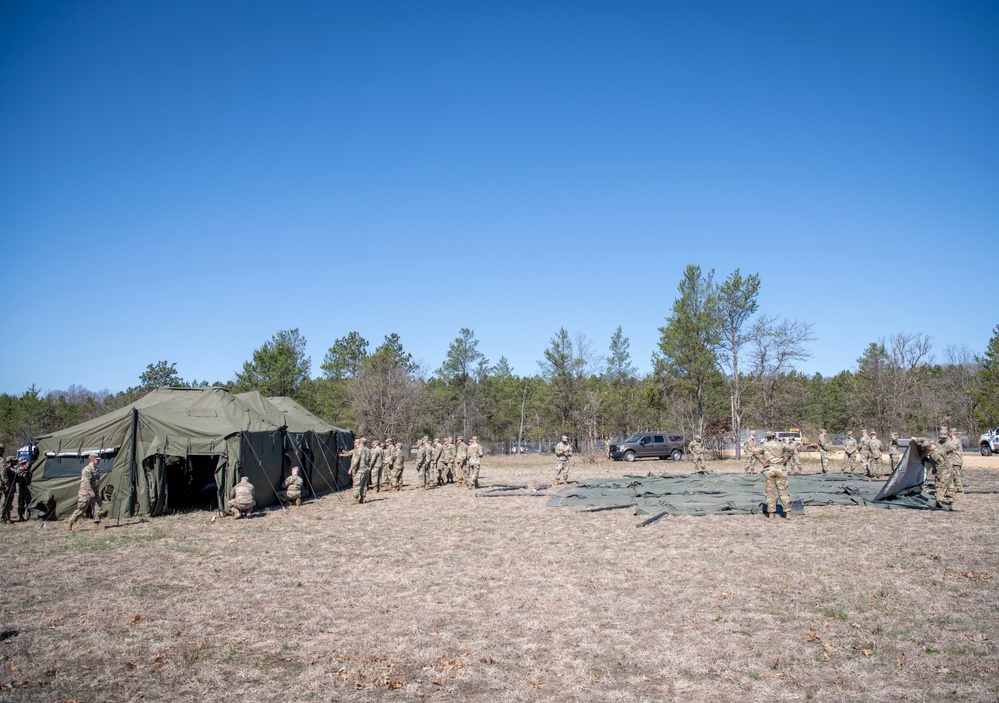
[30,388,291,520]
[236,392,352,494]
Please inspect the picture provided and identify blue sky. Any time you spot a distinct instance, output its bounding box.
[1,0,996,394]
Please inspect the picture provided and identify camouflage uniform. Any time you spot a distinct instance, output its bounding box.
[888,432,902,472]
[688,436,706,473]
[927,440,957,509]
[858,430,872,474]
[1,458,17,523]
[348,439,371,504]
[390,443,405,490]
[786,440,803,474]
[817,430,831,474]
[369,441,386,492]
[4,458,31,521]
[454,437,469,486]
[944,430,964,499]
[840,433,858,473]
[743,433,759,474]
[228,477,256,518]
[761,436,792,518]
[415,439,429,488]
[466,437,483,489]
[867,434,884,478]
[554,436,572,484]
[442,439,455,484]
[279,470,304,505]
[431,439,443,485]
[68,456,103,530]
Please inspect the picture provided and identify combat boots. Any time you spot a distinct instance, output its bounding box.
[92,523,104,530]
[768,513,776,520]
[294,498,301,506]
[66,521,73,532]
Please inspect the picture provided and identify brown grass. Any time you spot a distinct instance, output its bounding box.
[1,452,997,702]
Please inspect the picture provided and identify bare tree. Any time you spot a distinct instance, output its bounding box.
[747,316,815,429]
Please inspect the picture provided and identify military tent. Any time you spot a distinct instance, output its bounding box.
[235,392,352,495]
[29,388,297,520]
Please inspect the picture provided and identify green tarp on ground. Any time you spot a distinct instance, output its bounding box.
[29,388,353,520]
[547,470,934,517]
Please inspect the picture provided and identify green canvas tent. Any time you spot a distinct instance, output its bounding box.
[29,388,292,520]
[235,392,352,495]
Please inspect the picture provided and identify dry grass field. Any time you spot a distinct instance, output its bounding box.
[1,451,997,702]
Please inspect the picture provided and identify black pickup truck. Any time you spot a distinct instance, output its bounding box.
[609,432,689,462]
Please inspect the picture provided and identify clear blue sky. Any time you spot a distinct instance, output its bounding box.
[2,0,996,394]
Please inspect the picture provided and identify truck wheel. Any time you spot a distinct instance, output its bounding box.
[624,450,636,462]
[671,449,682,461]
[983,444,993,457]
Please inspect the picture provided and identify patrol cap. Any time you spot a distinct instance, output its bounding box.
[950,427,958,434]
[871,432,877,437]
[766,431,776,439]
[471,436,478,441]
[433,437,440,443]
[561,435,568,441]
[891,432,899,438]
[457,435,464,441]
[694,435,701,440]
[847,431,854,436]
[88,452,100,459]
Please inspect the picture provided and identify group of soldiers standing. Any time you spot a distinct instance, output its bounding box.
[341,435,484,504]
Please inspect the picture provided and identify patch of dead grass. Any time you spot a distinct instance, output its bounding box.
[0,454,997,701]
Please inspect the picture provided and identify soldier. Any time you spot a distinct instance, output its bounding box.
[923,436,957,510]
[761,432,792,520]
[369,439,386,492]
[67,453,104,531]
[688,435,706,474]
[228,475,256,518]
[415,438,429,489]
[867,432,884,479]
[348,437,372,504]
[4,457,32,522]
[278,466,304,506]
[784,438,803,474]
[442,437,456,484]
[840,431,858,473]
[431,438,444,486]
[858,429,872,475]
[554,435,573,484]
[743,431,759,474]
[467,436,484,489]
[454,436,469,486]
[817,429,831,474]
[0,457,16,524]
[945,428,964,500]
[390,442,405,490]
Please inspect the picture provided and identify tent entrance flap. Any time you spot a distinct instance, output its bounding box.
[163,454,222,511]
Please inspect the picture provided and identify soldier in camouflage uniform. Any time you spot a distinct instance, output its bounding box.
[554,435,573,484]
[743,431,759,474]
[923,436,957,510]
[390,442,405,490]
[442,438,455,484]
[347,438,372,504]
[369,439,385,492]
[840,431,858,473]
[688,435,706,473]
[67,454,104,531]
[867,432,884,479]
[466,436,484,489]
[227,475,256,518]
[761,432,792,519]
[888,432,902,472]
[454,436,469,486]
[415,438,429,489]
[817,429,831,473]
[945,428,964,500]
[1,457,17,524]
[431,438,443,486]
[785,438,803,474]
[278,466,304,506]
[858,429,872,475]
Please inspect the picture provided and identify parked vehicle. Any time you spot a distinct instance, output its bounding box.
[609,432,688,462]
[980,427,999,456]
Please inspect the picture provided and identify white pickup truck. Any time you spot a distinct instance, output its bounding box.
[980,427,999,456]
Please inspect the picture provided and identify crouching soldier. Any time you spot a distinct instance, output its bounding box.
[278,466,304,506]
[229,476,256,518]
[68,453,104,531]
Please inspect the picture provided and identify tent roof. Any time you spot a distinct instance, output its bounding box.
[264,396,348,433]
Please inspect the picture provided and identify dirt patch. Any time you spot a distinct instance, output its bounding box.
[1,454,997,702]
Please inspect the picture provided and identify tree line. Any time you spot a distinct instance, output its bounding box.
[3,265,997,454]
